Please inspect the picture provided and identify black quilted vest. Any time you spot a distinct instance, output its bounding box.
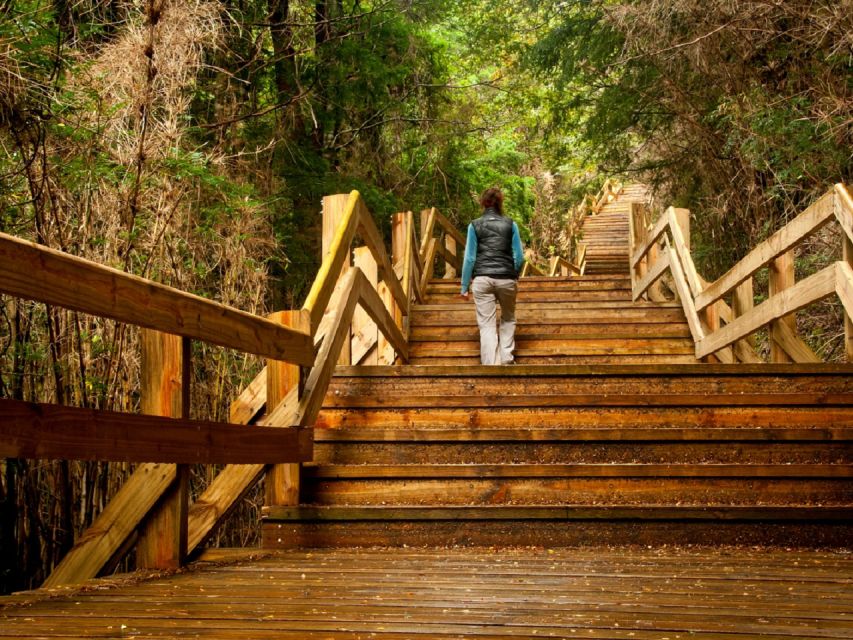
[472,208,516,280]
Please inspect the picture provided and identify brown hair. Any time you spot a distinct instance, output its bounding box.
[479,187,504,214]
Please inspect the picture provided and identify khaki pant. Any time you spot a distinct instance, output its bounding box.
[472,276,518,365]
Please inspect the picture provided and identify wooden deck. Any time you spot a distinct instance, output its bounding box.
[3,547,852,638]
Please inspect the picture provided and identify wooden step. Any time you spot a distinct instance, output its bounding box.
[324,366,853,408]
[406,354,701,365]
[316,403,853,430]
[407,339,696,358]
[410,324,693,339]
[263,505,853,547]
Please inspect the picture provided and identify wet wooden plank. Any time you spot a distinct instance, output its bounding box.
[4,548,853,639]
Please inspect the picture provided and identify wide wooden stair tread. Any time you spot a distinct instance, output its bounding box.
[410,274,698,365]
[263,184,853,548]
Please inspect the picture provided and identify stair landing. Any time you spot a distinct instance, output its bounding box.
[3,547,852,639]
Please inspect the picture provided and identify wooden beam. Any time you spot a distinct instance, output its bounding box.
[436,238,461,275]
[835,183,853,245]
[630,208,669,268]
[379,213,406,365]
[419,236,439,296]
[667,209,703,297]
[731,279,762,363]
[432,208,466,248]
[227,367,267,426]
[291,268,361,428]
[836,261,853,363]
[43,463,177,586]
[664,239,705,344]
[136,330,188,571]
[696,264,837,359]
[768,251,796,363]
[265,310,307,507]
[302,192,359,334]
[0,233,314,366]
[354,198,409,318]
[186,465,263,553]
[0,399,313,464]
[419,207,436,257]
[773,319,821,363]
[695,191,836,312]
[837,185,853,362]
[353,269,408,362]
[352,247,379,365]
[632,250,670,302]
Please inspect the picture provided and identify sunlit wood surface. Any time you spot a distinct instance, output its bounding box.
[3,547,852,638]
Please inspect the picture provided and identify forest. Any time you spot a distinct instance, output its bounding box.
[0,0,850,592]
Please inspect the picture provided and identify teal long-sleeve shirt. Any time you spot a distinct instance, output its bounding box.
[460,221,525,294]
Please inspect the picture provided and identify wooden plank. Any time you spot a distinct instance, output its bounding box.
[432,207,466,247]
[696,264,838,359]
[0,399,312,462]
[304,463,851,479]
[331,361,853,377]
[354,198,409,319]
[265,310,306,507]
[418,207,436,257]
[136,330,187,571]
[186,464,264,553]
[630,208,669,268]
[769,251,796,363]
[302,192,359,334]
[280,269,361,430]
[836,261,853,362]
[227,367,267,426]
[0,232,315,366]
[43,463,177,587]
[379,213,406,365]
[352,247,379,365]
[663,239,705,343]
[731,279,761,363]
[267,504,853,521]
[695,191,836,312]
[773,320,821,363]
[436,237,460,275]
[443,234,459,277]
[834,183,853,245]
[668,208,703,297]
[419,236,439,296]
[353,269,408,362]
[632,250,670,301]
[838,186,853,361]
[313,424,853,442]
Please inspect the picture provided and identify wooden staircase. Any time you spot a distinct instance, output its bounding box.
[263,186,853,548]
[577,183,646,275]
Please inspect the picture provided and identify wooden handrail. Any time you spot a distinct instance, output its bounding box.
[0,232,315,366]
[628,183,853,363]
[35,187,442,587]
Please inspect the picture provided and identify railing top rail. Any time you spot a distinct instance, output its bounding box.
[0,231,315,366]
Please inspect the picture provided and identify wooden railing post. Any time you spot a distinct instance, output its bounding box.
[732,279,756,363]
[264,310,306,507]
[353,246,379,365]
[629,203,648,298]
[377,212,406,364]
[444,235,458,278]
[844,234,853,362]
[137,330,189,570]
[769,250,796,363]
[322,194,353,365]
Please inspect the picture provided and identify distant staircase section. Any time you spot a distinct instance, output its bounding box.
[578,183,648,275]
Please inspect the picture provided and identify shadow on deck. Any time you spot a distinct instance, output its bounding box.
[2,546,852,639]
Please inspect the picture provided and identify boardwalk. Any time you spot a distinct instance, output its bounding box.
[3,547,852,638]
